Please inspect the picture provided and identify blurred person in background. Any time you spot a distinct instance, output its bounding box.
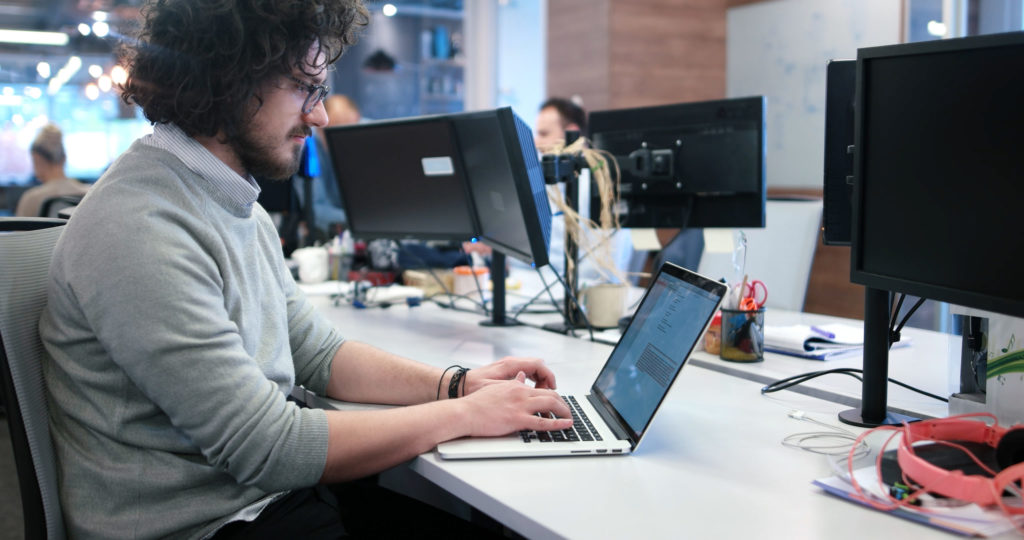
[15,124,90,217]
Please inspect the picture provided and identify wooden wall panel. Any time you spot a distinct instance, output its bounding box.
[547,0,612,111]
[547,0,725,111]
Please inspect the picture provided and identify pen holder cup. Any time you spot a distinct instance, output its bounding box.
[719,307,765,363]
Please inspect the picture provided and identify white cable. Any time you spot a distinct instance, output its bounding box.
[781,410,870,460]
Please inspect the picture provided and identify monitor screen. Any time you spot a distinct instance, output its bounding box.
[588,96,766,229]
[850,31,1024,318]
[451,107,552,267]
[822,59,856,246]
[323,116,478,241]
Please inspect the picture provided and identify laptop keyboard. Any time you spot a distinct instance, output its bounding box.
[519,395,603,443]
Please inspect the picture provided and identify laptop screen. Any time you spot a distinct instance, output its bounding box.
[592,265,724,441]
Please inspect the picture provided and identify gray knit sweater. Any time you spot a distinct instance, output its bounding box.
[40,137,343,539]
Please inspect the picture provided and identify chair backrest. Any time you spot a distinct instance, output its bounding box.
[0,217,67,540]
[38,196,82,219]
[698,199,823,312]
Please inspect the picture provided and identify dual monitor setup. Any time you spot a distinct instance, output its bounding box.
[320,99,767,328]
[823,31,1024,426]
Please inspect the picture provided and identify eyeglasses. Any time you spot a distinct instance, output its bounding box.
[286,75,330,115]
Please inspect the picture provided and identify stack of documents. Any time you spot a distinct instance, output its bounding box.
[815,465,1018,537]
[763,323,864,360]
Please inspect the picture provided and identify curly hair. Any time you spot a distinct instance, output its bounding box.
[121,0,368,140]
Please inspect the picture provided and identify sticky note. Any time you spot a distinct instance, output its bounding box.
[704,229,736,253]
[629,228,662,251]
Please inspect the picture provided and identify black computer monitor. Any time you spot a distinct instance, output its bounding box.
[822,59,856,246]
[450,107,553,327]
[451,107,552,268]
[323,116,478,241]
[845,31,1024,426]
[587,96,766,229]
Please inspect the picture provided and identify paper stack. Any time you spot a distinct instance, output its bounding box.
[763,323,864,360]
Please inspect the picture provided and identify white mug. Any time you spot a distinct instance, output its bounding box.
[581,283,627,328]
[292,247,329,284]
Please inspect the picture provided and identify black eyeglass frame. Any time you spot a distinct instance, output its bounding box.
[287,75,330,114]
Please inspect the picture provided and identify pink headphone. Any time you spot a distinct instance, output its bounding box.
[897,413,1024,512]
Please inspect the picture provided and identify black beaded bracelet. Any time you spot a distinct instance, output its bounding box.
[448,367,469,399]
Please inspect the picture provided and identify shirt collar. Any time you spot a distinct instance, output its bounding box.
[142,123,261,211]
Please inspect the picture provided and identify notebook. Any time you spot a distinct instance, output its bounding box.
[436,262,727,459]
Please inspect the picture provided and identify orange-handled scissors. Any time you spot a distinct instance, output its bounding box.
[739,297,759,311]
[743,279,767,309]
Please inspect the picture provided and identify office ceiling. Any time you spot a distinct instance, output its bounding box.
[0,0,142,84]
[0,0,142,53]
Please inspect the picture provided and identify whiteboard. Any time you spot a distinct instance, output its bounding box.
[727,0,902,188]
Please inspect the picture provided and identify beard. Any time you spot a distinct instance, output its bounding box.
[230,123,310,181]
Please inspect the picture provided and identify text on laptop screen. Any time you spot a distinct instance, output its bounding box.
[594,271,721,436]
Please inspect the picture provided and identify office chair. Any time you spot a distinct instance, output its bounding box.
[698,198,823,312]
[38,195,83,219]
[0,217,68,540]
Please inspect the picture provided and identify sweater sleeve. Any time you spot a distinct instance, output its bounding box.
[279,241,345,395]
[55,178,329,492]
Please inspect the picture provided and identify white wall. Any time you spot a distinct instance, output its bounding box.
[496,0,546,126]
[466,0,547,129]
[726,0,902,189]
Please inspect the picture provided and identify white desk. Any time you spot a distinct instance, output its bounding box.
[305,295,969,539]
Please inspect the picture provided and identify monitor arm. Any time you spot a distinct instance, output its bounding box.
[540,137,590,332]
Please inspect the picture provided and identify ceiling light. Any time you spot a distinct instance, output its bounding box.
[36,62,51,78]
[0,29,70,46]
[89,64,103,78]
[98,75,112,92]
[92,21,110,38]
[78,23,91,36]
[85,83,100,100]
[382,4,398,17]
[24,86,43,99]
[92,11,108,22]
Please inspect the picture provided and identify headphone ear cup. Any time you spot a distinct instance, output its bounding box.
[996,427,1024,471]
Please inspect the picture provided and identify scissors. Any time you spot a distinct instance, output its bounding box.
[742,279,767,309]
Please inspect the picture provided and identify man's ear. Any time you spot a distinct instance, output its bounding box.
[565,122,581,132]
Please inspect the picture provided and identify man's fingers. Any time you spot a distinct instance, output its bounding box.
[527,394,571,419]
[529,415,574,431]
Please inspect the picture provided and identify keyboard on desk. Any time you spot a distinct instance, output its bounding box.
[519,395,603,443]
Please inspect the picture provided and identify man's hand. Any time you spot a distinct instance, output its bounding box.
[462,356,558,395]
[461,372,573,437]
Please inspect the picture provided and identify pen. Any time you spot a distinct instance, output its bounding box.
[810,326,835,339]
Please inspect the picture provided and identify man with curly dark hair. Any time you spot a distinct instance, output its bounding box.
[39,0,572,537]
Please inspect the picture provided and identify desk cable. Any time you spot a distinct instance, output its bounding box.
[782,410,870,461]
[761,368,948,403]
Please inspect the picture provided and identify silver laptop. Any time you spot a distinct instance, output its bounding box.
[437,262,727,459]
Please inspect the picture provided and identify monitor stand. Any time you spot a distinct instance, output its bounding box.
[838,286,919,427]
[479,251,517,327]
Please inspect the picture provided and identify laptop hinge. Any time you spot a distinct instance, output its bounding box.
[586,393,632,443]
